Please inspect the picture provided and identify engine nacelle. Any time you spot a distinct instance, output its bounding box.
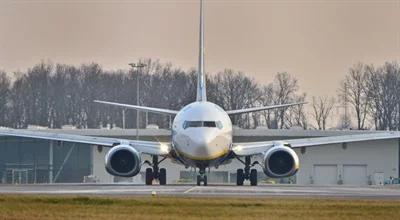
[105,144,141,177]
[263,143,299,178]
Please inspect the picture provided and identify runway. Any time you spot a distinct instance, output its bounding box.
[0,184,400,199]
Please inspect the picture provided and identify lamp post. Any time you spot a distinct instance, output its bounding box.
[129,62,146,140]
[122,108,126,129]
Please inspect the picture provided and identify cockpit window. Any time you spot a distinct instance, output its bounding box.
[203,121,216,127]
[183,121,202,129]
[183,121,222,129]
[216,121,223,129]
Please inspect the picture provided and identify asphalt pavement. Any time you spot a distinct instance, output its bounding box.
[0,184,400,199]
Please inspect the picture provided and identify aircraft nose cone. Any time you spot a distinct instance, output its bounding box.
[191,132,214,147]
[177,129,229,161]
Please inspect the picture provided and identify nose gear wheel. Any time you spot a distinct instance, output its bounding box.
[196,168,208,186]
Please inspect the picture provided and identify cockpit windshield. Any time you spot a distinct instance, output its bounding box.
[183,121,222,129]
[203,121,216,127]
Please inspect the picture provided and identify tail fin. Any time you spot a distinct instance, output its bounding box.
[196,0,207,102]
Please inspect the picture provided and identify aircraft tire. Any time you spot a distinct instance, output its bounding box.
[250,169,258,186]
[237,169,244,186]
[145,168,153,185]
[197,175,201,186]
[159,168,167,185]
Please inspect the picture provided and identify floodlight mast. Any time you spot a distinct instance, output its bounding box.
[129,62,146,140]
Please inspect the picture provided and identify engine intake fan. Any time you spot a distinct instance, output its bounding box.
[263,143,299,178]
[105,144,141,177]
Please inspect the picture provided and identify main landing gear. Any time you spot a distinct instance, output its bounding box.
[196,168,208,186]
[236,156,258,186]
[145,156,167,185]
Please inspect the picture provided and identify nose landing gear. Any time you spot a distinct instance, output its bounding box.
[196,168,208,186]
[236,156,258,186]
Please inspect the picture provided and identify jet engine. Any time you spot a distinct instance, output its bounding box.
[105,144,141,177]
[263,143,299,178]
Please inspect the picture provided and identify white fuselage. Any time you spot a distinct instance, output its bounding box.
[172,101,232,167]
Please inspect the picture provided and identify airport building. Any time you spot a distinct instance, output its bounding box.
[0,128,399,186]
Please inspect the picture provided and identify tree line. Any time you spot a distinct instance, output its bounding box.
[0,59,398,130]
[311,61,400,131]
[0,59,305,129]
[337,62,400,130]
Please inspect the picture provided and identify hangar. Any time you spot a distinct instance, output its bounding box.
[0,128,399,186]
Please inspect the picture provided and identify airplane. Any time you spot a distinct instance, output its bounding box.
[0,0,398,186]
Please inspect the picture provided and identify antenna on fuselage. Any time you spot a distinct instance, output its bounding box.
[196,0,207,102]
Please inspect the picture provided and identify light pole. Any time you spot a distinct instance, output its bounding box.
[129,62,146,140]
[122,108,126,129]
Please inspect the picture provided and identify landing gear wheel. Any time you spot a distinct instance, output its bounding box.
[237,169,244,186]
[196,174,208,186]
[145,168,153,185]
[159,168,167,185]
[250,169,258,186]
[197,175,201,186]
[147,155,168,185]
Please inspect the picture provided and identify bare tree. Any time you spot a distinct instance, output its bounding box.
[366,62,400,130]
[210,69,260,128]
[286,93,308,129]
[272,72,299,129]
[312,96,335,130]
[0,71,10,126]
[339,63,371,130]
[259,84,274,128]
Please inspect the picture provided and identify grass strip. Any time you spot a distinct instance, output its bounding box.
[0,195,399,220]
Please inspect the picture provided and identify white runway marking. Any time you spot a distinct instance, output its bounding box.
[183,186,198,194]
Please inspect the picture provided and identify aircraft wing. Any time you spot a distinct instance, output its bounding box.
[232,132,400,156]
[0,128,171,156]
[94,100,179,115]
[226,102,306,115]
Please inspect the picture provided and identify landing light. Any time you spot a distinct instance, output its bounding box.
[160,144,170,153]
[234,145,243,152]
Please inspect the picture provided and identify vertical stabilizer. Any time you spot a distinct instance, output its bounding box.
[196,0,207,102]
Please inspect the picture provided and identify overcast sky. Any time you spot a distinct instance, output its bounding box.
[0,0,399,97]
